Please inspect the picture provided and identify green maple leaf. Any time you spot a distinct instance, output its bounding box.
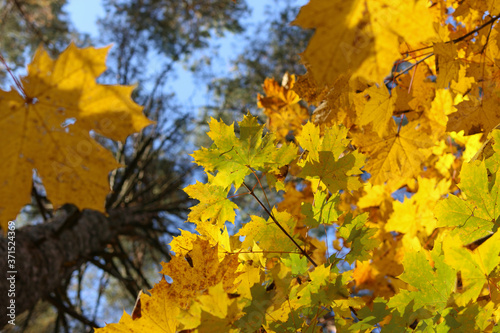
[337,213,379,264]
[348,298,390,332]
[282,253,309,275]
[301,190,341,227]
[387,243,455,313]
[479,129,500,173]
[300,151,365,194]
[192,114,297,190]
[292,265,351,317]
[297,122,365,194]
[443,232,500,306]
[384,301,434,332]
[236,209,301,258]
[446,303,496,332]
[297,122,350,162]
[234,284,274,332]
[435,160,500,244]
[294,264,333,307]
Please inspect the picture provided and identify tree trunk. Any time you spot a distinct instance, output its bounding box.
[0,206,151,328]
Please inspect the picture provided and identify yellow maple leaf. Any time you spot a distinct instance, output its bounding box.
[98,240,242,333]
[237,209,301,258]
[169,225,232,260]
[293,0,437,84]
[353,260,378,289]
[357,183,390,209]
[450,64,475,96]
[422,88,454,138]
[425,139,457,180]
[434,42,460,89]
[183,180,238,227]
[169,229,202,256]
[448,94,500,135]
[352,121,434,189]
[454,0,500,28]
[293,71,361,128]
[178,282,242,332]
[95,279,180,333]
[292,65,330,105]
[450,131,483,162]
[357,85,397,137]
[0,43,153,226]
[386,177,450,241]
[277,181,313,222]
[160,239,241,309]
[357,182,394,222]
[297,122,365,194]
[393,62,435,114]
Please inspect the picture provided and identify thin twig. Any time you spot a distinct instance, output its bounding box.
[47,294,100,329]
[246,166,272,211]
[391,15,500,81]
[0,52,26,96]
[390,54,433,82]
[406,14,500,54]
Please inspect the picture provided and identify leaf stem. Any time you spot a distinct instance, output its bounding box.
[242,182,318,267]
[0,52,26,97]
[246,165,272,211]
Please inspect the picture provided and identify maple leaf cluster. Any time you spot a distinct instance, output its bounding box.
[95,0,500,331]
[3,0,500,331]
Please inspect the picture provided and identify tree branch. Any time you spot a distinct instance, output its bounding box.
[0,206,154,329]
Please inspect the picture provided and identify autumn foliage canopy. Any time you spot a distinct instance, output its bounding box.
[2,0,500,331]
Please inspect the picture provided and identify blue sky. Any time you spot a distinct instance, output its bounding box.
[67,0,103,36]
[66,0,307,108]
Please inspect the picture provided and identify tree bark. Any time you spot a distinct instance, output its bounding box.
[0,206,152,328]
